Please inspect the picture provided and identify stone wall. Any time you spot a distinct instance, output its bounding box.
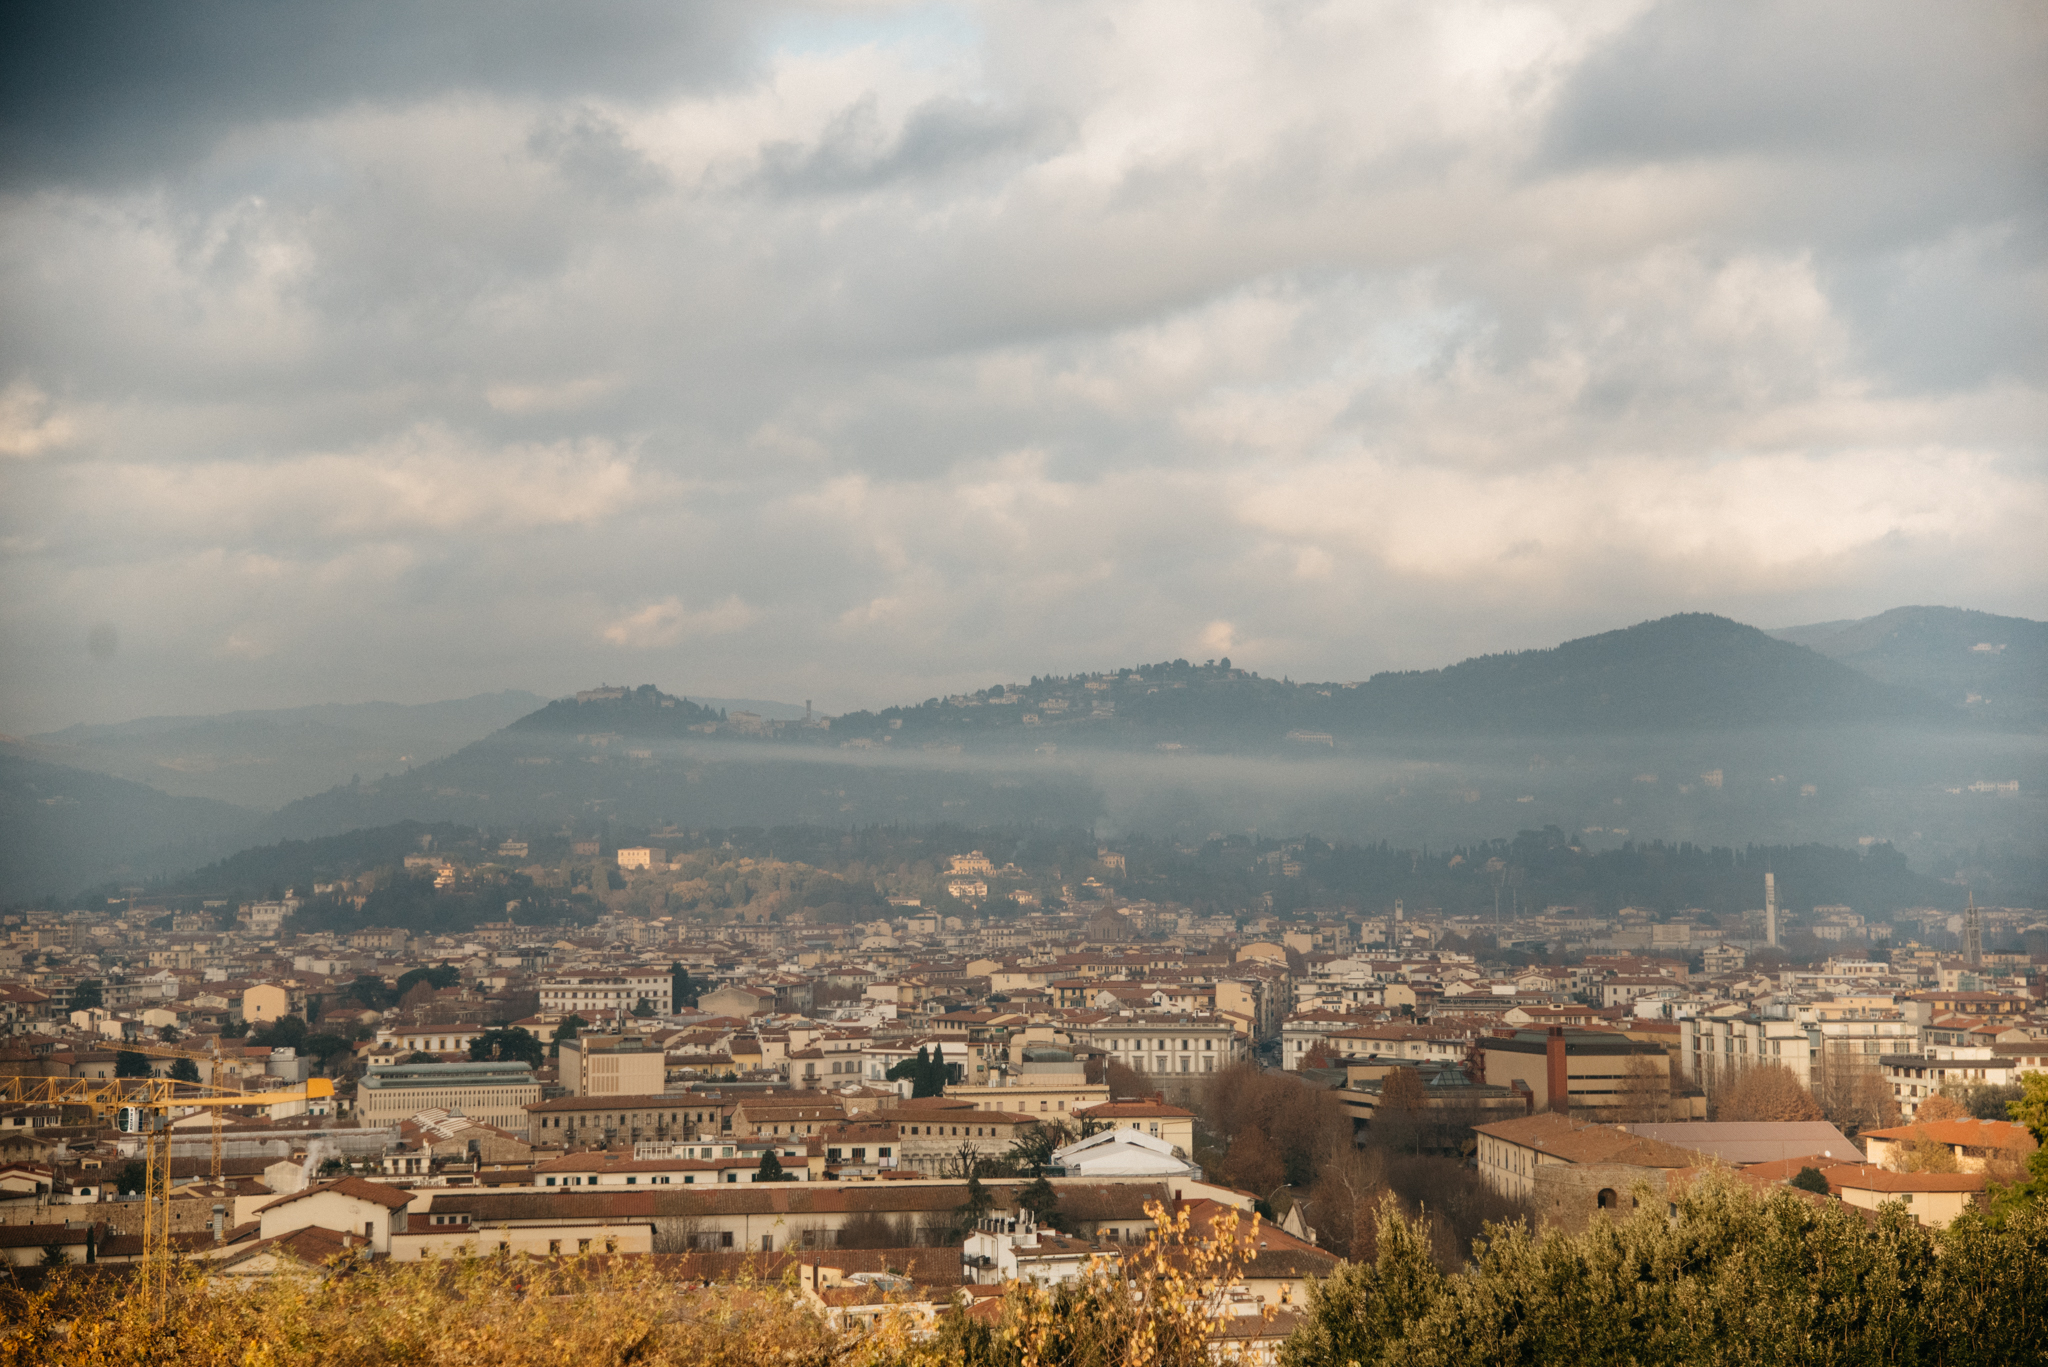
[0,1192,216,1234]
[1530,1162,1673,1233]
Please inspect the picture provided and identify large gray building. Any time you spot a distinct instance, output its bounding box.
[357,1061,541,1136]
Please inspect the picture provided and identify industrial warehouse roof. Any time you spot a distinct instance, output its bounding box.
[1480,1030,1664,1055]
[360,1061,537,1088]
[1619,1122,1865,1166]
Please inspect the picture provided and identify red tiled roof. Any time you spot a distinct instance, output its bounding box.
[258,1175,414,1214]
[1822,1165,1987,1194]
[1861,1119,2034,1150]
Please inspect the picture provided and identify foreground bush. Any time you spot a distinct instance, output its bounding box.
[1281,1175,2048,1367]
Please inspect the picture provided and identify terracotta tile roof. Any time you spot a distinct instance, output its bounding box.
[1736,1155,1840,1183]
[1075,1102,1194,1120]
[0,1222,97,1249]
[1473,1112,1710,1168]
[1861,1119,2035,1151]
[258,1175,415,1214]
[217,1224,366,1269]
[1821,1165,1987,1194]
[99,1221,260,1258]
[1169,1199,1338,1279]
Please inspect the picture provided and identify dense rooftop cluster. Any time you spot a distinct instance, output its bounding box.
[2,824,2043,1356]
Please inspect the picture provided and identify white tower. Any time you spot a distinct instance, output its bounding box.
[1765,872,1778,949]
[1963,892,1983,969]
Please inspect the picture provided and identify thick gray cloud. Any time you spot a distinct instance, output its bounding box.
[0,1,765,188]
[1,0,2042,734]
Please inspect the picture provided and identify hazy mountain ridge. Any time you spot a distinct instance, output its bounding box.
[508,686,724,735]
[533,614,1959,752]
[843,612,1961,743]
[12,610,2040,903]
[25,690,550,810]
[1770,605,2046,729]
[0,744,257,901]
[1335,613,1948,734]
[250,613,2041,870]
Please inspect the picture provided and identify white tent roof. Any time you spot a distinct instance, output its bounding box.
[1052,1127,1191,1176]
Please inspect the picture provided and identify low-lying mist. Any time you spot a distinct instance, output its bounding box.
[259,722,2046,867]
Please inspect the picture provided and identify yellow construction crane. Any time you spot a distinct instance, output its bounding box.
[1,1074,335,1310]
[108,1036,238,1178]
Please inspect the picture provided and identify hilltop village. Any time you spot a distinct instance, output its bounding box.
[2,823,2043,1345]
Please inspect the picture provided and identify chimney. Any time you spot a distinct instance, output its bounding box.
[1545,1027,1569,1114]
[212,1204,226,1244]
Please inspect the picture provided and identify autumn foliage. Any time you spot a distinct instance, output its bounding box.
[1714,1063,1824,1123]
[0,1200,1267,1367]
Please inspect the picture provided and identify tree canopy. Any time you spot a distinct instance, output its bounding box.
[469,1027,545,1069]
[248,1015,308,1050]
[1281,1177,2048,1367]
[887,1044,950,1098]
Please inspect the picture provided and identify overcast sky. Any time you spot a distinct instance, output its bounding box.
[2,0,2043,733]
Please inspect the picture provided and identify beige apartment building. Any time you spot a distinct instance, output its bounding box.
[559,1033,666,1097]
[539,972,672,1018]
[1061,1015,1247,1076]
[950,1047,1108,1119]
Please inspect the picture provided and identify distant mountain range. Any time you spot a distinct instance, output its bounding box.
[4,608,2040,903]
[1770,606,2046,729]
[22,691,551,810]
[493,614,1949,751]
[0,744,254,902]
